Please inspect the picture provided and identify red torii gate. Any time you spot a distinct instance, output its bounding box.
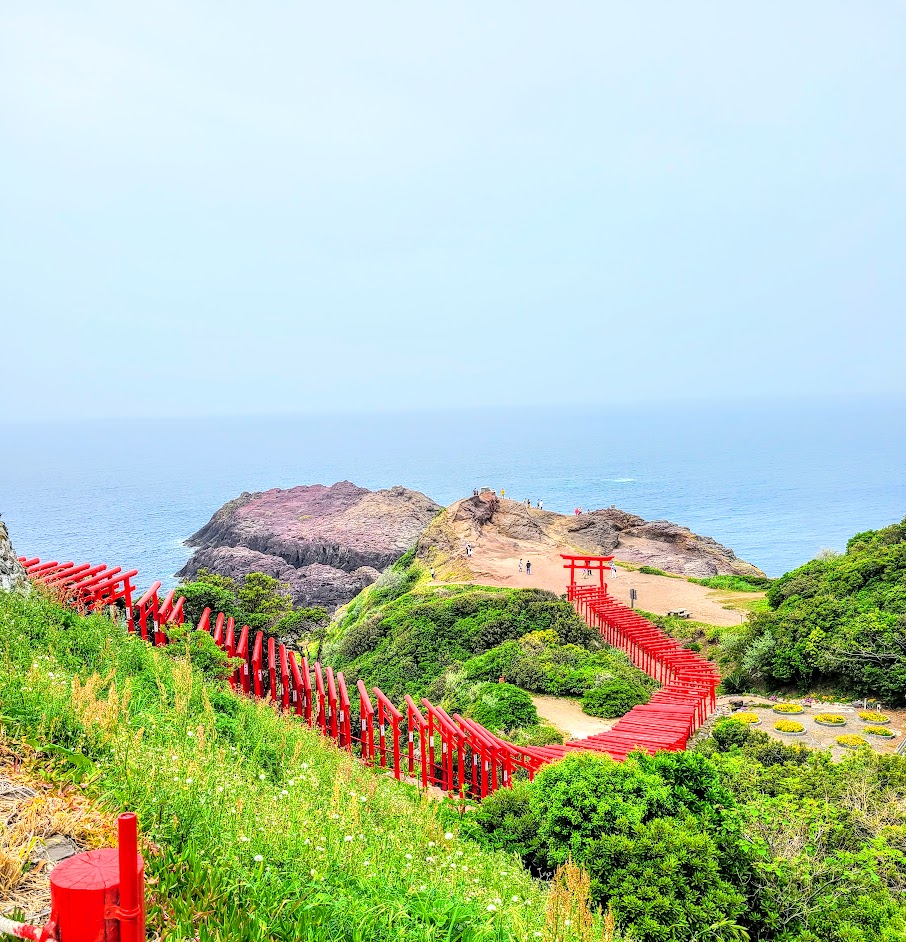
[560,553,614,590]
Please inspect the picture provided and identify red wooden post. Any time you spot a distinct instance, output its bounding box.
[279,644,290,711]
[326,667,339,741]
[213,613,225,647]
[197,608,212,634]
[236,626,250,693]
[314,663,327,734]
[357,680,374,764]
[49,812,144,942]
[252,632,264,698]
[268,638,277,703]
[337,672,353,751]
[301,656,313,726]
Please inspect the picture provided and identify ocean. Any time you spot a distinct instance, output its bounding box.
[2,398,904,588]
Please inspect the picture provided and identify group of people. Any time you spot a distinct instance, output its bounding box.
[523,498,543,510]
[574,506,584,516]
[518,558,532,575]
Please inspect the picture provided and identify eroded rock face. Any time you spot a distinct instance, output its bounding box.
[0,521,28,592]
[180,482,441,610]
[418,496,764,579]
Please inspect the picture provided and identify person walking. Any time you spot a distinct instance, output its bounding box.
[518,558,523,572]
[610,560,617,578]
[525,560,531,576]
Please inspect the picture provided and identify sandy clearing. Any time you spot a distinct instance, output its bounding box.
[532,695,614,740]
[458,525,754,627]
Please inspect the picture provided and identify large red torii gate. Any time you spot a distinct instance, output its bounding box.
[560,553,614,590]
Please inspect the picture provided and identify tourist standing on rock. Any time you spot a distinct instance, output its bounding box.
[539,499,543,511]
[501,489,505,499]
[525,560,531,575]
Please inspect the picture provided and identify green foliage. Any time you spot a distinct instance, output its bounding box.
[468,751,745,942]
[0,588,596,942]
[325,558,609,703]
[638,565,670,576]
[179,569,329,644]
[469,737,906,942]
[236,572,293,630]
[688,574,772,592]
[451,682,538,732]
[580,678,650,718]
[733,518,906,703]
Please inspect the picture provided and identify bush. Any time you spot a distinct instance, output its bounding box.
[689,574,772,592]
[736,518,906,703]
[461,682,538,731]
[507,724,565,746]
[580,678,650,717]
[712,718,755,750]
[639,565,668,576]
[469,751,745,942]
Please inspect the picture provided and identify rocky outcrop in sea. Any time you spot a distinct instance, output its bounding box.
[179,481,442,610]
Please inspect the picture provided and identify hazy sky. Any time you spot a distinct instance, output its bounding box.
[2,3,904,418]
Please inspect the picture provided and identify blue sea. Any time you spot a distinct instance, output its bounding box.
[2,398,904,589]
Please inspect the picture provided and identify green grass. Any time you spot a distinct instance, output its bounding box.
[688,574,771,592]
[0,588,612,942]
[637,566,682,578]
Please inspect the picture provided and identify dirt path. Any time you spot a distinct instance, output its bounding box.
[531,695,614,740]
[461,528,754,627]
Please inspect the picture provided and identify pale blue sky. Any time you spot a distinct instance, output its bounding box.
[2,3,904,418]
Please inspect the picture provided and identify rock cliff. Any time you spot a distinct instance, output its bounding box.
[180,482,442,610]
[418,496,765,579]
[0,520,28,592]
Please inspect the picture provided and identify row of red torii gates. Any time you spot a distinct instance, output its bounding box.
[18,552,719,797]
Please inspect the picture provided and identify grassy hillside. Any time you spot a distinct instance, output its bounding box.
[0,588,617,942]
[323,552,655,733]
[729,518,906,702]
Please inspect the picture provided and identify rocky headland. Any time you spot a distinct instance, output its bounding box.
[179,481,442,610]
[418,495,765,579]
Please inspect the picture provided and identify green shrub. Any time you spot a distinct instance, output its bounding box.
[711,717,755,750]
[458,682,538,731]
[736,518,906,703]
[689,575,772,592]
[469,751,745,941]
[580,678,649,718]
[639,565,668,576]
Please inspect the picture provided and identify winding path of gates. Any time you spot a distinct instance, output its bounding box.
[18,554,719,796]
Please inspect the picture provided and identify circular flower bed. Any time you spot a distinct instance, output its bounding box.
[836,734,867,749]
[858,711,890,724]
[733,712,761,725]
[773,703,804,715]
[813,713,846,727]
[864,726,894,738]
[774,720,804,734]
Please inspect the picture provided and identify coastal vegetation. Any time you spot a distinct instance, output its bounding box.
[322,552,655,732]
[0,587,605,942]
[180,568,329,644]
[729,518,906,704]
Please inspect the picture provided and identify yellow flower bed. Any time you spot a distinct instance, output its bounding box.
[864,726,894,737]
[774,720,804,733]
[858,711,889,724]
[733,712,760,724]
[813,713,845,726]
[772,703,804,714]
[836,734,866,748]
